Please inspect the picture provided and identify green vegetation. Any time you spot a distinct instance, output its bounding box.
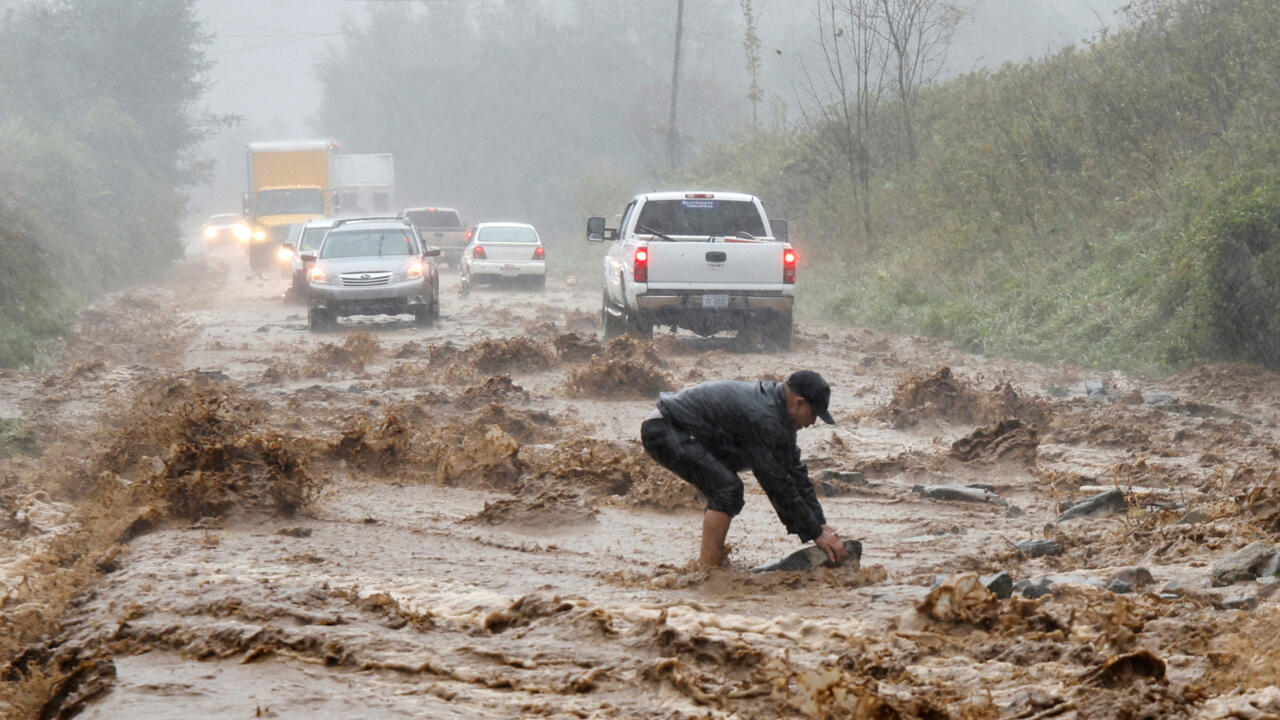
[683,0,1280,374]
[0,417,39,459]
[0,0,213,367]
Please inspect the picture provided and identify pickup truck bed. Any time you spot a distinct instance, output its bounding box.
[588,192,796,350]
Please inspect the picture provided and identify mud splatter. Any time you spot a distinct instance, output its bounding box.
[877,366,1053,430]
[461,488,598,526]
[302,331,381,377]
[568,337,673,398]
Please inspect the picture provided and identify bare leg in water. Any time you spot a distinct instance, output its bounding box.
[700,510,731,567]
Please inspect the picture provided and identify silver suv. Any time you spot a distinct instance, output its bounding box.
[301,217,441,331]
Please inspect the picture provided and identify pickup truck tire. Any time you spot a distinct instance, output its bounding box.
[626,310,653,339]
[602,290,626,339]
[249,243,272,274]
[764,310,793,351]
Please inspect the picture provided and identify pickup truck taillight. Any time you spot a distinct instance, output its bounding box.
[783,248,797,284]
[634,247,649,283]
[473,245,486,259]
[533,246,545,260]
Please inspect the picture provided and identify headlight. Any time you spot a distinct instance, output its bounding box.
[204,227,216,239]
[278,246,295,262]
[309,265,329,284]
[405,260,424,279]
[234,224,251,241]
[252,229,266,241]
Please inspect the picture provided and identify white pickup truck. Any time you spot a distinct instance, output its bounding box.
[587,191,796,349]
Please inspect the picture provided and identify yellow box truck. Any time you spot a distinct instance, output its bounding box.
[243,139,338,273]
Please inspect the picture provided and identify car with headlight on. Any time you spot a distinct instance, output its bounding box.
[284,218,336,300]
[201,213,250,247]
[460,222,546,291]
[301,217,441,331]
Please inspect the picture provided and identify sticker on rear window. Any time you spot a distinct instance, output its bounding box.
[682,199,719,210]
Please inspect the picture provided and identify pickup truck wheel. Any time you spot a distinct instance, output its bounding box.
[626,311,653,339]
[249,245,270,273]
[764,310,793,351]
[602,291,625,339]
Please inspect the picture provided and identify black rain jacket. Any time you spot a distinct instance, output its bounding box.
[656,380,826,541]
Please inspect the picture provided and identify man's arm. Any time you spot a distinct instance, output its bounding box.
[786,447,826,528]
[746,432,824,542]
[785,448,847,564]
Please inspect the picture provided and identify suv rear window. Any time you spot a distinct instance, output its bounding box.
[320,230,417,258]
[405,209,462,229]
[635,199,767,238]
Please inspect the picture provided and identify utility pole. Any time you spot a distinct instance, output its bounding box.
[666,0,684,172]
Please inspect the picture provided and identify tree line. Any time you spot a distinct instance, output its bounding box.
[0,0,213,366]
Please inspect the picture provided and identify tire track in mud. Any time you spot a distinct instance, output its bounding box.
[7,255,1280,718]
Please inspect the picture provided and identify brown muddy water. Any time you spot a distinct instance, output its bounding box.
[3,246,1280,719]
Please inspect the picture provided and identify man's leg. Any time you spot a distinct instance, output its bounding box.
[701,510,732,567]
[642,417,744,565]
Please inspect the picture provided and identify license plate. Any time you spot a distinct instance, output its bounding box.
[501,265,519,277]
[702,294,728,309]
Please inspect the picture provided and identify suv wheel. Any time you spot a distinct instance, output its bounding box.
[413,305,433,327]
[308,307,329,332]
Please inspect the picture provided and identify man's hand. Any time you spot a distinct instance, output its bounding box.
[814,526,846,565]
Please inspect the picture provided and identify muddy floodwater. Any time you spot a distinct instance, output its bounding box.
[4,247,1280,719]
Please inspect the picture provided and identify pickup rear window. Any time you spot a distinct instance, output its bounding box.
[405,209,462,229]
[635,199,767,238]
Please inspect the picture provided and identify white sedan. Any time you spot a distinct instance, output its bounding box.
[460,222,547,291]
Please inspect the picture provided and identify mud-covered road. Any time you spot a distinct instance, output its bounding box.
[4,246,1280,719]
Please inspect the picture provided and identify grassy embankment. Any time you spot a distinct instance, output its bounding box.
[682,0,1280,376]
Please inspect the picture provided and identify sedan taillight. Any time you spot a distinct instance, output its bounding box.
[473,245,486,259]
[533,246,545,260]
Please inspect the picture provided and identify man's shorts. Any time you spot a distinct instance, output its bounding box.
[640,417,745,516]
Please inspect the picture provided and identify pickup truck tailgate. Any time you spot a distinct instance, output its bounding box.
[646,240,783,285]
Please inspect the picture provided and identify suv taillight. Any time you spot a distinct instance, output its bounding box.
[783,248,797,284]
[473,245,486,259]
[634,247,648,283]
[533,246,545,260]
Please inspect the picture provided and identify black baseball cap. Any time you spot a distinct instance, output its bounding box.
[787,370,834,424]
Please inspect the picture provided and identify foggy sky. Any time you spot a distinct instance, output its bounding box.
[191,0,1132,221]
[199,0,1130,138]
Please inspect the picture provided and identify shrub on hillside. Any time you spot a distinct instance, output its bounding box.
[1192,178,1280,369]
